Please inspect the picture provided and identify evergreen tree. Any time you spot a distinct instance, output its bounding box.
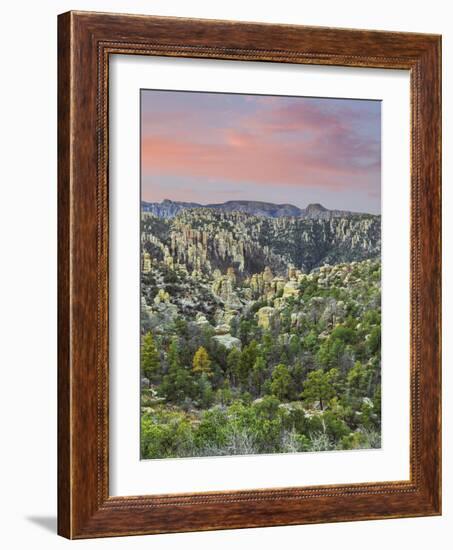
[261,331,277,363]
[192,346,212,377]
[270,363,292,401]
[367,326,381,355]
[215,379,233,406]
[173,317,188,338]
[317,337,345,369]
[237,340,258,389]
[197,372,214,408]
[252,356,267,396]
[289,334,302,360]
[373,385,382,417]
[301,368,340,410]
[347,361,370,401]
[330,325,356,344]
[141,332,160,382]
[292,360,306,394]
[238,319,253,345]
[226,347,241,385]
[160,338,192,403]
[303,329,319,352]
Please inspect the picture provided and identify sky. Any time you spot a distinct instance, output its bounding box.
[141,90,381,214]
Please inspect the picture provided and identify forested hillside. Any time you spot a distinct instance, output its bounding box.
[140,207,381,459]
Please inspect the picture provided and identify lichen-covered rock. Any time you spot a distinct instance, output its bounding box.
[212,334,242,351]
[263,266,274,283]
[154,288,170,304]
[283,280,300,298]
[195,312,210,326]
[273,277,286,294]
[257,306,276,329]
[226,267,236,284]
[214,324,231,335]
[211,275,241,308]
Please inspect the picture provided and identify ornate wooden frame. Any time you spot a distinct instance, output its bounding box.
[58,11,441,539]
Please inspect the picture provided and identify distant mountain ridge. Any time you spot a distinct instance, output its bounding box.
[142,199,369,220]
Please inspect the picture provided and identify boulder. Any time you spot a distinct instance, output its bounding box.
[195,312,210,326]
[214,324,231,335]
[212,334,242,351]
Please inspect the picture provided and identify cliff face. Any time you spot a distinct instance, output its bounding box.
[142,209,380,277]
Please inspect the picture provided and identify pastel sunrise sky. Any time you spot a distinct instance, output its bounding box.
[141,90,381,214]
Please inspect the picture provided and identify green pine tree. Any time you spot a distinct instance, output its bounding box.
[226,347,241,386]
[270,363,292,401]
[161,338,192,403]
[141,332,160,382]
[301,368,340,411]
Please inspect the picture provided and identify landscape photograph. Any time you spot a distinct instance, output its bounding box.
[140,90,382,459]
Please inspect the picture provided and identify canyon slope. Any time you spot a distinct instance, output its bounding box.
[142,206,380,276]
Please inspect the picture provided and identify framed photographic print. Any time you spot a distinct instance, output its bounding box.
[58,11,441,539]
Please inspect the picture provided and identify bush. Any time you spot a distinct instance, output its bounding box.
[141,411,194,458]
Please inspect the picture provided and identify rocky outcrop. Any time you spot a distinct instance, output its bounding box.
[141,209,380,278]
[257,306,276,329]
[211,273,241,308]
[283,280,300,298]
[140,203,381,343]
[154,288,170,304]
[212,334,242,350]
[195,313,210,326]
[214,324,231,335]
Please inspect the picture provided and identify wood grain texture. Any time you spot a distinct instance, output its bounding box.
[57,10,442,539]
[57,11,72,538]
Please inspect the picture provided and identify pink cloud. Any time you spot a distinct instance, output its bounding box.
[141,96,380,193]
[142,135,376,191]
